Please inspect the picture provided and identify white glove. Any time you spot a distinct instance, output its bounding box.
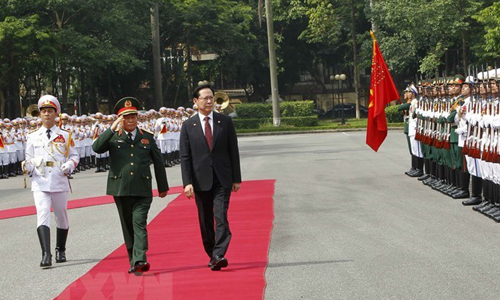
[61,161,74,175]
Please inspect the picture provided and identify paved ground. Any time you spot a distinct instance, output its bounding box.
[2,130,500,300]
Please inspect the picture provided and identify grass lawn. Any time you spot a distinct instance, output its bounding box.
[236,118,404,134]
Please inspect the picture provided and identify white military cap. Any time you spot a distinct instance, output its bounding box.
[38,95,61,114]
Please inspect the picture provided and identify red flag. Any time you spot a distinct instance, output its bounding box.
[366,31,400,152]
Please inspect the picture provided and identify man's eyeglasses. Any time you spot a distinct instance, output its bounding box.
[198,96,214,101]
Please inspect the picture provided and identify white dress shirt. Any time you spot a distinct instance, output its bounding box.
[198,111,214,136]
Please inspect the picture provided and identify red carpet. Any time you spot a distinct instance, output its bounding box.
[54,179,275,300]
[0,187,183,220]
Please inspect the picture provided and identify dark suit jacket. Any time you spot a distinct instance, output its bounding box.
[92,127,169,197]
[180,112,241,191]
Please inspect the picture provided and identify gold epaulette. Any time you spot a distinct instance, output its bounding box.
[28,129,38,134]
[142,129,154,135]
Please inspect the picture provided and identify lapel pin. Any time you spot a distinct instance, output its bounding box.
[194,123,197,126]
[218,120,221,123]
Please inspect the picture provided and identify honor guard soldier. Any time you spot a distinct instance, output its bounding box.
[91,113,106,172]
[92,97,169,275]
[23,95,79,267]
[155,107,171,167]
[0,121,8,178]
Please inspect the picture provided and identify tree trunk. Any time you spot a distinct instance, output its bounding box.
[60,60,69,113]
[0,89,5,119]
[185,45,192,104]
[351,0,361,119]
[461,31,467,74]
[151,4,163,108]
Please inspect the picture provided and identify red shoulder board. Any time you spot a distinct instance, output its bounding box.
[53,135,66,143]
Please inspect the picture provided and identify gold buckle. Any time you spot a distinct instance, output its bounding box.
[46,161,54,167]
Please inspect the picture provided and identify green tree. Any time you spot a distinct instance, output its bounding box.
[473,1,500,59]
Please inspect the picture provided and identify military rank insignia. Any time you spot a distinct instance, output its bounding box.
[53,135,66,143]
[141,138,149,145]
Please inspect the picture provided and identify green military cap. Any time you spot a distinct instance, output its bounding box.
[453,74,465,85]
[114,97,142,116]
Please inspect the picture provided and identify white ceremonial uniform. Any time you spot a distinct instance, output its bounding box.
[25,126,79,228]
[155,117,171,154]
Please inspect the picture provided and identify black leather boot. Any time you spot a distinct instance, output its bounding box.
[405,155,417,176]
[453,170,470,199]
[419,159,431,181]
[55,228,69,263]
[411,157,424,177]
[16,161,23,175]
[466,175,483,206]
[0,165,6,179]
[9,163,16,177]
[37,225,52,267]
[477,180,494,214]
[166,153,173,167]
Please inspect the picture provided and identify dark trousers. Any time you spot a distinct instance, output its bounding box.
[113,196,152,266]
[194,174,232,258]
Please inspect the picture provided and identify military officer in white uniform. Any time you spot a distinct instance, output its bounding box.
[23,95,79,268]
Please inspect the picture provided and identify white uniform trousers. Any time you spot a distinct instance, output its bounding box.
[0,152,8,166]
[409,136,423,158]
[34,191,69,229]
[465,155,483,178]
[159,139,168,154]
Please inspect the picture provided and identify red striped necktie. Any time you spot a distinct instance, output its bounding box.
[204,116,213,149]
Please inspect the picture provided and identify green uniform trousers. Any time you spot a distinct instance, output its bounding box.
[114,196,153,266]
[450,144,463,170]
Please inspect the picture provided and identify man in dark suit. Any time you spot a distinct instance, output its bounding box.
[180,83,242,271]
[92,97,169,275]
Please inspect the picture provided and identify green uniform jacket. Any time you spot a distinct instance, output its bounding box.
[92,128,169,197]
[398,103,411,134]
[447,110,458,143]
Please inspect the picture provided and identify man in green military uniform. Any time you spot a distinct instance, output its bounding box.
[446,74,470,199]
[92,97,169,275]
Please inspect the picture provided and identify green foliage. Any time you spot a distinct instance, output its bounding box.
[385,105,404,123]
[473,2,500,58]
[235,101,315,118]
[280,100,315,117]
[235,103,273,118]
[372,0,486,77]
[233,116,318,129]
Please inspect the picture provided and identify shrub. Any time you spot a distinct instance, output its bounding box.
[385,105,404,123]
[280,101,315,117]
[235,103,273,118]
[235,101,316,118]
[232,116,318,129]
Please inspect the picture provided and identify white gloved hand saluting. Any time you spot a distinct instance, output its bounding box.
[61,161,75,175]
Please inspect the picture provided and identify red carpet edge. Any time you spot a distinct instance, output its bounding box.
[53,179,276,300]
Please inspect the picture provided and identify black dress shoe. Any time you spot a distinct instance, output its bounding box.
[472,201,489,211]
[452,190,469,199]
[409,170,424,178]
[418,174,430,181]
[462,197,483,206]
[128,261,151,274]
[405,168,416,176]
[210,256,228,271]
[208,258,215,268]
